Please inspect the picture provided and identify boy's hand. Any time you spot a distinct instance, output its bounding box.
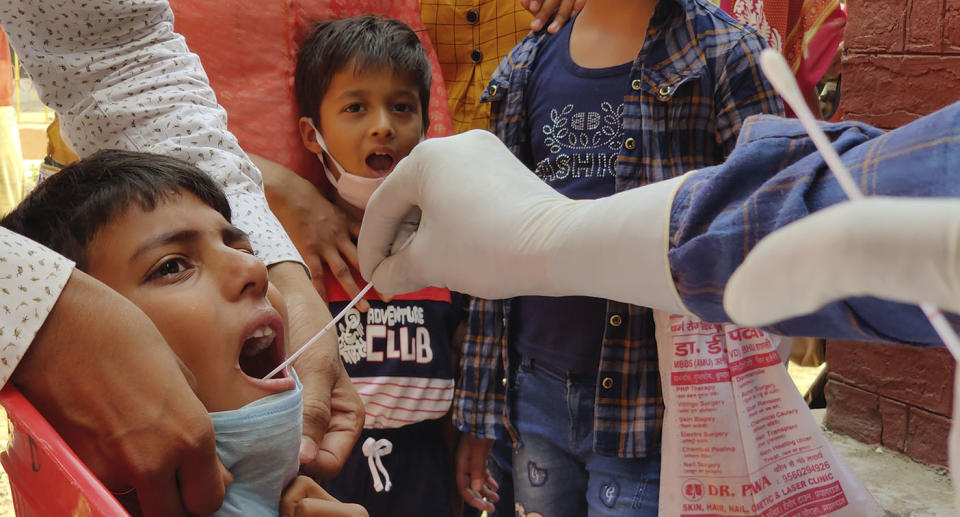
[456,434,499,513]
[522,0,585,33]
[13,270,227,517]
[255,153,370,312]
[268,262,364,479]
[280,475,369,517]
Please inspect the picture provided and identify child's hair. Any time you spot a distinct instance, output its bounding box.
[2,149,231,269]
[294,15,432,131]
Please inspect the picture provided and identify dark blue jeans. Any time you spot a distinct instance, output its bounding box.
[512,357,660,516]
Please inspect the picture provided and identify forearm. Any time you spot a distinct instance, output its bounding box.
[668,107,960,343]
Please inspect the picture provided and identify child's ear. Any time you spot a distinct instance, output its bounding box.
[298,117,325,155]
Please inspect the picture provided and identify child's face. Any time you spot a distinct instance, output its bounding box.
[84,192,295,412]
[300,64,423,181]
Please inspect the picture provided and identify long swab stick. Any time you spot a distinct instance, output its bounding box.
[264,232,416,379]
[758,49,960,361]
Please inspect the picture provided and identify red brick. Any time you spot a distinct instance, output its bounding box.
[906,0,944,52]
[846,0,906,52]
[905,407,951,466]
[824,379,882,444]
[826,339,954,415]
[878,397,909,452]
[946,1,960,51]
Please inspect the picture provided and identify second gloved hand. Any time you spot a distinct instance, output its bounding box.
[724,197,960,325]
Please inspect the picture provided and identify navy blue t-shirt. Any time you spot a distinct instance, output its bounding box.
[512,18,632,373]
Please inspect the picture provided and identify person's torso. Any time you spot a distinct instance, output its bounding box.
[511,17,631,373]
[481,0,773,189]
[325,268,458,429]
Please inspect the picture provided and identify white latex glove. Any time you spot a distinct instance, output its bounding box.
[724,197,960,325]
[358,129,686,313]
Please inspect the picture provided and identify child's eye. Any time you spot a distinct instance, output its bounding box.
[344,103,365,113]
[147,258,192,282]
[394,103,415,113]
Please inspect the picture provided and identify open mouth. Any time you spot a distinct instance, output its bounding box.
[238,320,286,380]
[365,152,395,174]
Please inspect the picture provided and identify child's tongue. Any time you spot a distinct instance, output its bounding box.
[366,153,394,172]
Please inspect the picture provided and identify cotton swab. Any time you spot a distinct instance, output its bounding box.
[264,232,416,379]
[263,282,375,380]
[758,49,960,361]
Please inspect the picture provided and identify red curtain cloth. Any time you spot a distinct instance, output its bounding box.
[0,29,14,107]
[718,0,846,96]
[168,0,453,187]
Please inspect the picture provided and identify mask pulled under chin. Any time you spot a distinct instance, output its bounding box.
[210,369,302,517]
[310,122,385,209]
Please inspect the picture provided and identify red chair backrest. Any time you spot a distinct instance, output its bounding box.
[0,385,126,516]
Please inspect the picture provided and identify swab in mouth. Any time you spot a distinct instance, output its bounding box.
[240,325,282,379]
[263,232,416,379]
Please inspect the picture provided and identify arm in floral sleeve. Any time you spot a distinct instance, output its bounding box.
[0,228,73,385]
[0,0,299,266]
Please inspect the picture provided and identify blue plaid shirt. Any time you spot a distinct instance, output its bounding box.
[454,0,783,458]
[669,106,960,343]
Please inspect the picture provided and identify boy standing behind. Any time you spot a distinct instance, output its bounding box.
[456,0,783,515]
[293,16,465,517]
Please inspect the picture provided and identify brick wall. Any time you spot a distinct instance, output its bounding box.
[824,341,954,466]
[821,0,960,467]
[841,0,960,128]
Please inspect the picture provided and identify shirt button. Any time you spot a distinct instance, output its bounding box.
[658,85,673,98]
[631,79,642,91]
[466,9,479,24]
[502,317,508,326]
[609,314,623,327]
[624,137,637,150]
[470,49,483,64]
[501,377,508,387]
[487,84,498,96]
[602,377,614,390]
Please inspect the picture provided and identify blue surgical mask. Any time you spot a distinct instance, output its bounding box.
[210,370,302,516]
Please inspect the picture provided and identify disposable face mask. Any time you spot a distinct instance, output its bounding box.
[309,120,385,209]
[210,370,302,516]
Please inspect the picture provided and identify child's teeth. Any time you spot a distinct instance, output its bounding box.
[250,326,275,338]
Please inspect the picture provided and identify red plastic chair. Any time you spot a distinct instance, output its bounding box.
[0,385,126,516]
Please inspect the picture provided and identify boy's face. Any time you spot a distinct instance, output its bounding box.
[85,192,294,412]
[300,64,423,181]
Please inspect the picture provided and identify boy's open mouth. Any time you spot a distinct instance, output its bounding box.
[238,318,285,379]
[365,152,395,174]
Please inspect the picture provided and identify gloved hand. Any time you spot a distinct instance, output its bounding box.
[358,129,686,313]
[724,197,960,325]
